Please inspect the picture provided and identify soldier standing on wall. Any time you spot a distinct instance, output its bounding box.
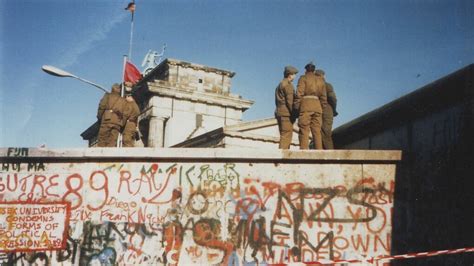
[294,62,328,149]
[316,69,338,149]
[96,83,127,147]
[122,82,141,147]
[275,65,299,149]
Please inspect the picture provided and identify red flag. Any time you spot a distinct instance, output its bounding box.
[124,61,142,84]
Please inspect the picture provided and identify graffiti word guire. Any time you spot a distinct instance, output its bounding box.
[0,163,239,210]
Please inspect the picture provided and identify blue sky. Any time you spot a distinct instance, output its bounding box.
[1,0,473,148]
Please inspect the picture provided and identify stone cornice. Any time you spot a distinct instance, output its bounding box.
[167,58,235,77]
[147,81,254,110]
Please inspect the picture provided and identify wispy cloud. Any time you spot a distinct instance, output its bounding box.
[9,9,128,145]
[56,11,128,68]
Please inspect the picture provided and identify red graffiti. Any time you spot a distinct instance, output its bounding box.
[61,174,83,210]
[86,171,109,211]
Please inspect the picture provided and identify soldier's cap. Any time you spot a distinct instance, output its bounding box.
[284,65,298,75]
[305,61,315,70]
[315,69,325,76]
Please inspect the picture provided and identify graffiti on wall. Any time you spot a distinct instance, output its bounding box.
[0,202,70,252]
[0,160,395,265]
[2,148,45,173]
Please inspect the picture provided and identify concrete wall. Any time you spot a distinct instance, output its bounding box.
[333,64,474,265]
[221,136,279,149]
[219,133,299,150]
[0,148,400,265]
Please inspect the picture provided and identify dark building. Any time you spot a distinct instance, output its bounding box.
[333,64,474,265]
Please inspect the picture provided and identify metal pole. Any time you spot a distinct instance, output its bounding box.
[75,77,108,93]
[129,12,134,60]
[122,55,127,97]
[116,56,129,148]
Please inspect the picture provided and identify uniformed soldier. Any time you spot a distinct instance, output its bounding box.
[96,83,127,147]
[316,69,338,149]
[275,65,299,149]
[294,62,328,149]
[122,82,140,147]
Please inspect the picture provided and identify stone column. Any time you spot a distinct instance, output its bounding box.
[148,108,168,147]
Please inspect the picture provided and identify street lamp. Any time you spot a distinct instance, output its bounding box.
[41,65,108,93]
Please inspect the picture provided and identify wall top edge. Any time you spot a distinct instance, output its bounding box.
[0,148,402,162]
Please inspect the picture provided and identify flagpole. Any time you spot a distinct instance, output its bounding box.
[116,55,128,148]
[128,9,134,60]
[122,55,128,97]
[121,1,136,148]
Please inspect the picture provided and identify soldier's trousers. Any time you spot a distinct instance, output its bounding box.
[322,108,334,149]
[298,111,322,149]
[97,123,121,147]
[277,116,293,149]
[122,122,137,147]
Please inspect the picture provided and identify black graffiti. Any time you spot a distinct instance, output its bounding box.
[1,161,46,172]
[295,231,334,261]
[79,222,124,265]
[1,162,21,172]
[7,147,29,157]
[5,251,49,266]
[0,179,393,265]
[56,237,79,263]
[123,223,157,237]
[227,217,272,262]
[270,182,390,261]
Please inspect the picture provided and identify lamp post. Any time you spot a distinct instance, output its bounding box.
[41,65,121,147]
[41,65,108,93]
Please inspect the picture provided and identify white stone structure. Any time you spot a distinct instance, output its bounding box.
[173,118,302,149]
[82,58,254,147]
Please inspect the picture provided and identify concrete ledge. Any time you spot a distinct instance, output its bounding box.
[0,147,401,162]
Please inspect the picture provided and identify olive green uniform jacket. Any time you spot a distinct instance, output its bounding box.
[275,78,295,117]
[275,78,296,149]
[294,72,327,113]
[322,82,337,149]
[97,91,126,147]
[294,72,327,150]
[122,98,140,147]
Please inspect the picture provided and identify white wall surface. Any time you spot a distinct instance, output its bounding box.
[0,148,400,265]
